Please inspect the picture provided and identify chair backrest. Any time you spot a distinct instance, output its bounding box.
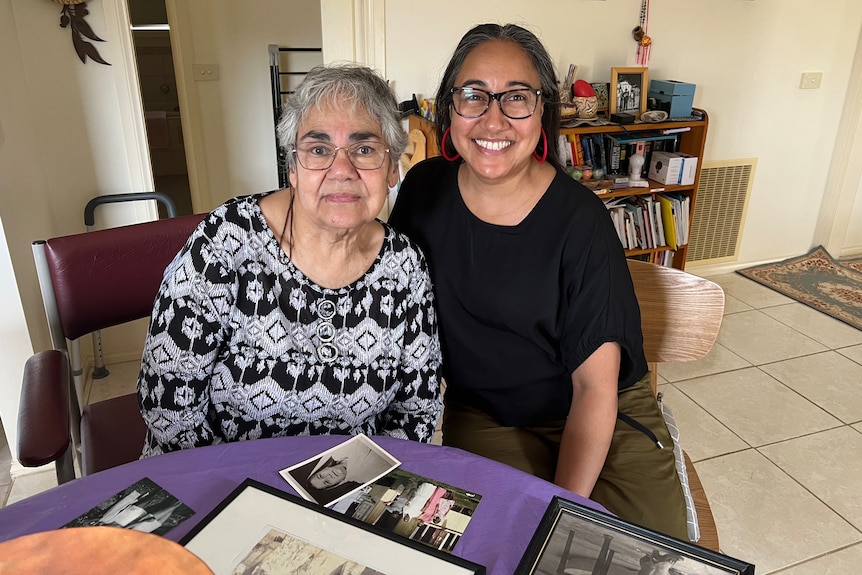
[627,260,725,392]
[24,213,205,482]
[35,214,205,346]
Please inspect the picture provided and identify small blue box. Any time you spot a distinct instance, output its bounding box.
[648,80,695,118]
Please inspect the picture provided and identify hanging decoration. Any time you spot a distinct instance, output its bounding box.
[54,0,111,66]
[632,0,651,67]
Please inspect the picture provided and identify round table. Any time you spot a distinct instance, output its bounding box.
[0,436,606,575]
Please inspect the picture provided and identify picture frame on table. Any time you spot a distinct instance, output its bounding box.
[610,67,649,119]
[181,478,486,575]
[515,496,755,575]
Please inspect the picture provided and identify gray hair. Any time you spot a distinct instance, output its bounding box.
[276,64,407,171]
[435,23,561,169]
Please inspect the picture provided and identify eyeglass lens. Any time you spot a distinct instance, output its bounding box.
[294,142,389,170]
[451,87,541,119]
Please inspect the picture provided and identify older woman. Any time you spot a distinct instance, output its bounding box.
[138,65,442,456]
[389,24,687,539]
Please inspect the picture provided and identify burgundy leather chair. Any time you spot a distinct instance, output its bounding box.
[18,213,205,484]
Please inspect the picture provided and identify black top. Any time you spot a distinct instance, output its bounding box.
[389,157,647,426]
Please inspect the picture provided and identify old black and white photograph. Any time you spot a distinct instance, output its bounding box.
[63,477,194,536]
[280,434,401,507]
[230,527,385,575]
[516,497,754,575]
[610,67,648,118]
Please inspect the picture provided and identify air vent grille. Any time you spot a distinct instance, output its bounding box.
[687,159,756,264]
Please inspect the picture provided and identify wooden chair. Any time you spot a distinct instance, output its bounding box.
[18,214,205,484]
[627,259,726,552]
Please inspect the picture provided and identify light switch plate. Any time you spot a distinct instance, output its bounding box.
[799,72,822,89]
[193,64,220,81]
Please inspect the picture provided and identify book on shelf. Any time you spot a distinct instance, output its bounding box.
[590,133,607,173]
[571,135,585,166]
[656,193,690,250]
[580,134,595,168]
[605,131,680,145]
[558,135,571,167]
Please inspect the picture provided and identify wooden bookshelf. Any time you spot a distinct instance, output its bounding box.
[561,110,708,270]
[407,111,708,271]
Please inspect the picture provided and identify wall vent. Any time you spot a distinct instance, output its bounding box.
[686,159,757,265]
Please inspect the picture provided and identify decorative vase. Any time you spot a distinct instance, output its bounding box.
[573,96,598,119]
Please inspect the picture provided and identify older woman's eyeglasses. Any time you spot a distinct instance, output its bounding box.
[293,142,390,171]
[450,87,542,120]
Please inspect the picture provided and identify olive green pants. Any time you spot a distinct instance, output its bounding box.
[442,374,688,540]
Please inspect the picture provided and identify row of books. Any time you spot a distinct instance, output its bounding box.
[629,250,677,267]
[559,131,682,178]
[604,193,690,251]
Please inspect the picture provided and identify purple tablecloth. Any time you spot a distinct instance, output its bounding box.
[0,436,606,574]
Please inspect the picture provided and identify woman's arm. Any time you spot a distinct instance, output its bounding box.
[554,342,620,497]
[381,252,443,442]
[138,218,237,455]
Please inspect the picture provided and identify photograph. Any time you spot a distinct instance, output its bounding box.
[230,527,385,575]
[591,82,610,114]
[330,468,482,554]
[63,477,195,536]
[610,67,649,118]
[181,479,486,575]
[280,434,401,507]
[515,497,754,575]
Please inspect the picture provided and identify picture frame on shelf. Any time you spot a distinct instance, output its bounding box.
[610,67,649,119]
[515,496,754,575]
[181,478,486,575]
[590,82,610,114]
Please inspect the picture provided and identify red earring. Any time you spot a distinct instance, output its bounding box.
[533,128,548,163]
[441,127,461,161]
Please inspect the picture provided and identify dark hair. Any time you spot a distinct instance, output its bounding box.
[277,64,408,171]
[435,23,561,169]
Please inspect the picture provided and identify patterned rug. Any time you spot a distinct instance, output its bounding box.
[737,246,862,331]
[842,254,862,274]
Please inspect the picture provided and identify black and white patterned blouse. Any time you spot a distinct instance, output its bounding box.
[138,193,442,457]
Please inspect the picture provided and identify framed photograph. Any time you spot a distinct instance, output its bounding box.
[181,479,486,575]
[590,82,610,114]
[610,67,649,119]
[280,433,401,507]
[515,496,754,575]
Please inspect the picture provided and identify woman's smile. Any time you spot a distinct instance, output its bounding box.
[473,139,512,152]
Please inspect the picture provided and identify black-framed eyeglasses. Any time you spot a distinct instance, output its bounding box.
[450,87,542,119]
[292,141,391,171]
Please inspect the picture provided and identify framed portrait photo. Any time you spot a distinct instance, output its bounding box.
[610,67,649,119]
[181,479,486,575]
[515,496,754,575]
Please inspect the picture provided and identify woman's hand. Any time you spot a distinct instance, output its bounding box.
[554,342,620,497]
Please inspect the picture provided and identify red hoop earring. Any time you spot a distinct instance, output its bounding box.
[441,127,461,161]
[533,128,548,163]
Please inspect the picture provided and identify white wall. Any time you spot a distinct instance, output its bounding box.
[172,0,322,209]
[0,0,155,457]
[0,218,33,460]
[383,0,862,267]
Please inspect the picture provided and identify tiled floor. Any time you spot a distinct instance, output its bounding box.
[2,272,862,573]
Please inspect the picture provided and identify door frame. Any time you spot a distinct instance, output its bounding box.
[105,0,384,215]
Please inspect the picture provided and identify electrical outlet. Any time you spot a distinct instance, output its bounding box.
[799,72,822,89]
[193,64,220,81]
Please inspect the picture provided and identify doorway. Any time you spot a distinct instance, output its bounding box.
[128,0,193,216]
